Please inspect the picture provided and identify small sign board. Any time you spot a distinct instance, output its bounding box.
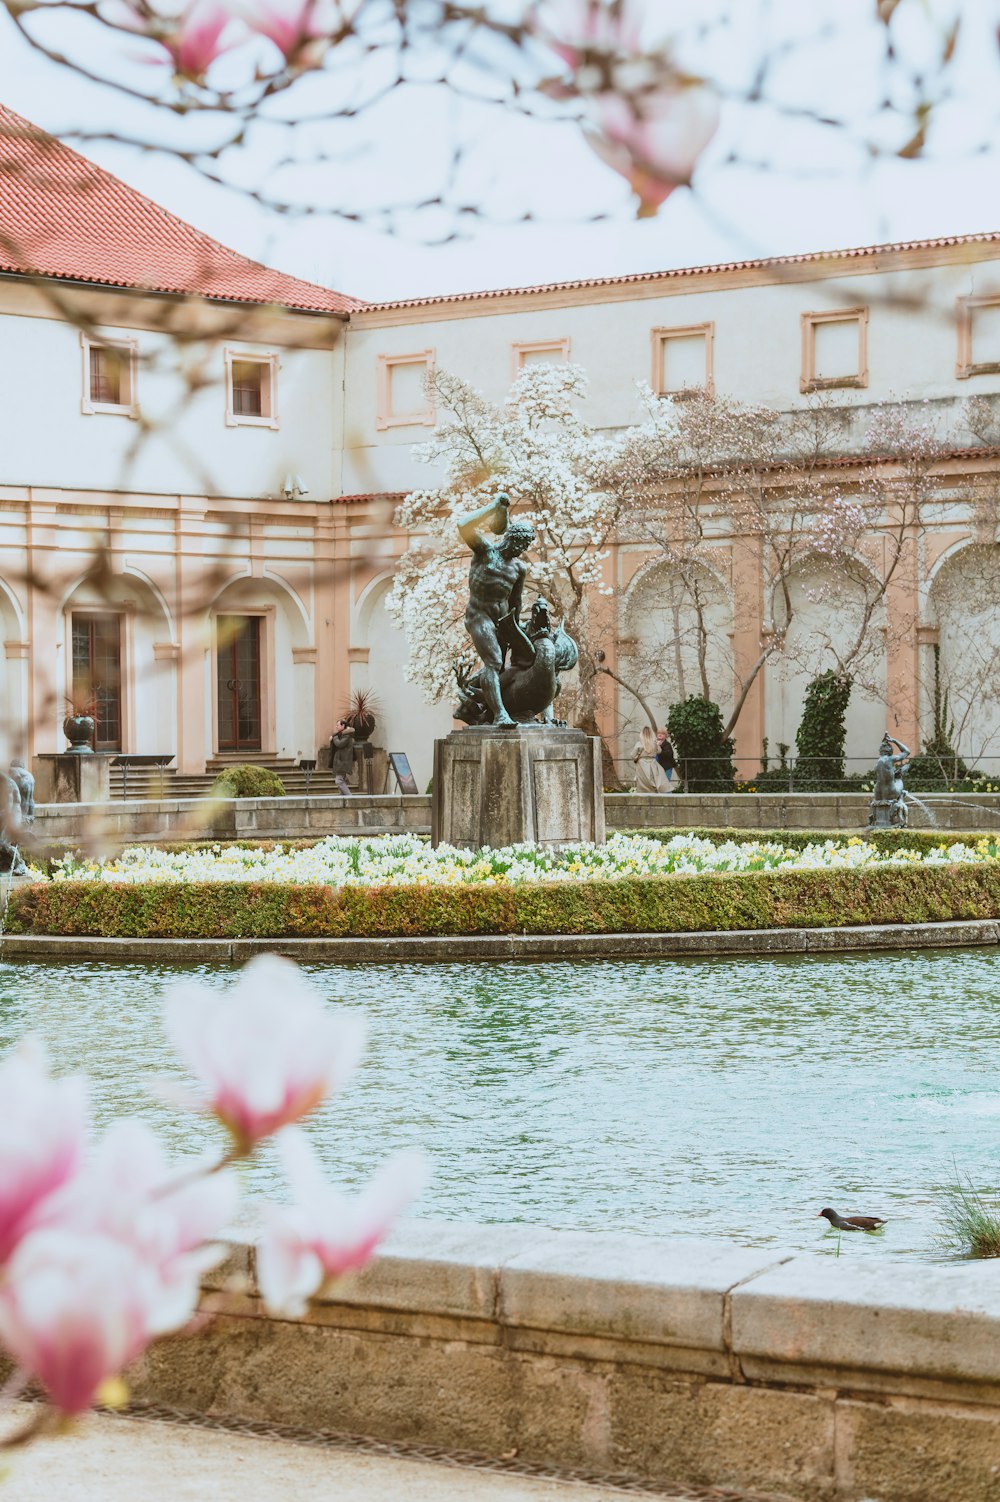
[389,752,419,795]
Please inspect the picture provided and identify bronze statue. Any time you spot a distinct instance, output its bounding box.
[0,770,26,875]
[869,733,910,828]
[455,495,577,727]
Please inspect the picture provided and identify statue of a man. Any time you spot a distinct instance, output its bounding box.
[458,493,534,728]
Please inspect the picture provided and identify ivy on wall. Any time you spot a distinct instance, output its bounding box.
[667,696,736,792]
[794,672,852,787]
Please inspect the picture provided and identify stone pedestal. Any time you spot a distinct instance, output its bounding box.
[33,753,113,805]
[432,725,605,849]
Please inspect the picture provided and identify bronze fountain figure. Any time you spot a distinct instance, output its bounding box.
[454,493,578,727]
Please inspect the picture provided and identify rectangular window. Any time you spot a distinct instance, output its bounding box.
[216,615,262,751]
[81,335,137,416]
[651,324,714,398]
[376,351,435,430]
[225,350,279,428]
[801,308,868,392]
[71,613,122,751]
[956,296,1000,378]
[512,338,571,375]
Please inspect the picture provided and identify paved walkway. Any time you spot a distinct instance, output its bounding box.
[6,1411,794,1502]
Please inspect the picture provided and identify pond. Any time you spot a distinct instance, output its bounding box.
[2,947,999,1260]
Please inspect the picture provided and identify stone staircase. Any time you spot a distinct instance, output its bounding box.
[108,754,355,801]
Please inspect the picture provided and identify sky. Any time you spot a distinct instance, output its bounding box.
[0,0,997,302]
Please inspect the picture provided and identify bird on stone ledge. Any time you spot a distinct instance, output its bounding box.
[818,1207,887,1232]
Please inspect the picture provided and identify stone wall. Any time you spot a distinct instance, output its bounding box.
[133,1222,1000,1502]
[24,790,1000,852]
[606,792,1000,834]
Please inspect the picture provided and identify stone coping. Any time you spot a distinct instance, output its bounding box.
[207,1218,1000,1399]
[2,917,998,964]
[159,1219,1000,1499]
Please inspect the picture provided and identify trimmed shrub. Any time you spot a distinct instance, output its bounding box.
[211,765,286,799]
[794,671,852,787]
[667,697,736,792]
[8,862,1000,940]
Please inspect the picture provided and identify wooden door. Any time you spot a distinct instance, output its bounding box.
[216,616,262,751]
[71,613,122,750]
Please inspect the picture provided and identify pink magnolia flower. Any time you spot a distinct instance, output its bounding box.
[257,1128,426,1317]
[586,84,720,215]
[239,0,360,63]
[164,955,366,1152]
[532,0,644,70]
[115,0,240,79]
[38,1119,239,1332]
[0,1040,89,1266]
[0,1229,159,1415]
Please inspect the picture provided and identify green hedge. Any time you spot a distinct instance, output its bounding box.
[623,827,992,855]
[7,863,1000,940]
[211,765,286,799]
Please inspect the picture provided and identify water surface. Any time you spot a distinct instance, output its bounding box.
[2,948,999,1259]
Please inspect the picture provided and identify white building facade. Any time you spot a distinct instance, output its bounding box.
[3,107,1000,788]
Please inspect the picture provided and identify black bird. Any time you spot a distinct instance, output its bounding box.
[818,1207,887,1232]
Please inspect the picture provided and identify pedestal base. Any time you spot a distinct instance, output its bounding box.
[432,725,605,849]
[33,753,113,805]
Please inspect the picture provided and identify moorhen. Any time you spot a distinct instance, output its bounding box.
[818,1207,887,1232]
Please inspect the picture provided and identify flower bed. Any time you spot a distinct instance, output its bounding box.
[7,833,1000,939]
[30,831,1000,886]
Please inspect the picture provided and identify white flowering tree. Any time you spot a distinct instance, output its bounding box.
[386,363,630,734]
[605,389,860,743]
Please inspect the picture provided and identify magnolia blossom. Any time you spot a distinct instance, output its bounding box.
[586,85,720,215]
[238,0,360,62]
[0,1229,164,1415]
[0,1040,88,1266]
[37,1119,239,1332]
[532,0,645,70]
[113,0,240,78]
[257,1128,426,1317]
[164,955,366,1151]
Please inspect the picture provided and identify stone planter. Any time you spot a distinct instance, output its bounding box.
[62,714,95,753]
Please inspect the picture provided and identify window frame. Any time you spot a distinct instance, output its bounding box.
[800,307,869,394]
[376,350,436,431]
[511,337,572,378]
[650,322,715,400]
[956,295,1000,379]
[224,349,280,429]
[81,333,138,418]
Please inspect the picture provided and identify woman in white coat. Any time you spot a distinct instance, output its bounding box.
[632,724,670,793]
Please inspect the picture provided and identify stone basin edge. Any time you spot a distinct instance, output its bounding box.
[3,916,999,963]
[131,1219,1000,1502]
[201,1219,1000,1397]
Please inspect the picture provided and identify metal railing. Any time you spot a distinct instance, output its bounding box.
[612,755,1000,794]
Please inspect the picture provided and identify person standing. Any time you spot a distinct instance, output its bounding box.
[632,725,669,793]
[656,730,676,788]
[330,719,356,780]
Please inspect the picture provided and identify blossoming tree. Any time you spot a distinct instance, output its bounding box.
[386,362,630,736]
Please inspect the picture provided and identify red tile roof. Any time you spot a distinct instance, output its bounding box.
[362,232,1000,312]
[0,105,366,315]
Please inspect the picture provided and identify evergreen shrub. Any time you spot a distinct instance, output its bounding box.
[667,697,736,792]
[210,765,286,799]
[794,671,852,787]
[8,862,999,940]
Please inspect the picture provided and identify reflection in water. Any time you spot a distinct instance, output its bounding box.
[1,947,999,1259]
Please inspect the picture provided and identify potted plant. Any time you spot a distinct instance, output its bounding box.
[63,696,97,754]
[342,688,378,744]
